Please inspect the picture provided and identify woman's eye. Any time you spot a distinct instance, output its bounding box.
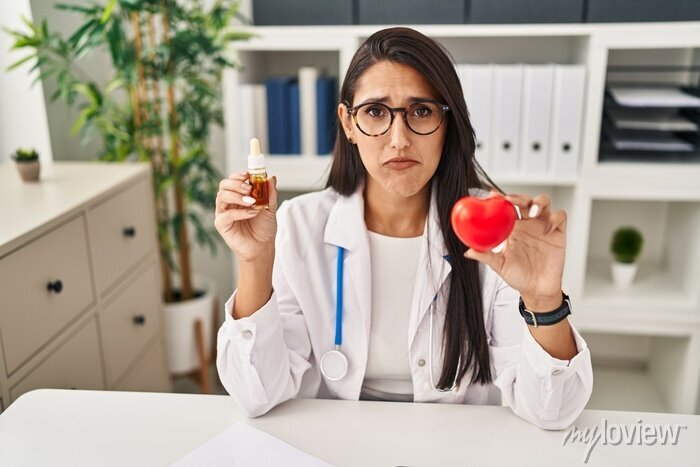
[365,106,386,118]
[412,106,432,118]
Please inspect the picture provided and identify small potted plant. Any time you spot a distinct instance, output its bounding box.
[11,147,40,182]
[610,226,644,288]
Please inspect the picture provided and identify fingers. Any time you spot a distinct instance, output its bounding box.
[464,246,504,272]
[505,193,552,220]
[529,193,552,220]
[227,171,251,182]
[546,209,568,235]
[216,188,257,214]
[219,177,253,196]
[214,207,261,228]
[268,176,278,212]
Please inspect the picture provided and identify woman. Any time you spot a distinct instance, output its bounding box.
[214,27,592,430]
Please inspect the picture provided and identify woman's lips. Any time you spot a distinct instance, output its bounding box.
[384,158,419,170]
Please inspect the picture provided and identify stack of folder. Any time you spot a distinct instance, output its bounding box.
[458,63,586,178]
[237,67,337,157]
[600,84,700,162]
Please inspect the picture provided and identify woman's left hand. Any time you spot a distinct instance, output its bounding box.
[464,191,566,301]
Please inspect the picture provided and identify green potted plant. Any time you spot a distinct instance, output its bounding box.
[11,147,40,182]
[6,0,253,381]
[610,226,644,288]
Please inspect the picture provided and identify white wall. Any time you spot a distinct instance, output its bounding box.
[0,0,53,164]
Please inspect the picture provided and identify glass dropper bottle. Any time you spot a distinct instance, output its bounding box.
[247,137,269,209]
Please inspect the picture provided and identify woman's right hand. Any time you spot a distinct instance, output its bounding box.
[214,172,278,263]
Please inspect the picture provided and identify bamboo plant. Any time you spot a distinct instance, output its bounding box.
[6,0,253,302]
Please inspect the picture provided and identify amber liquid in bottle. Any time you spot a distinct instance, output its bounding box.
[247,138,269,209]
[249,172,269,209]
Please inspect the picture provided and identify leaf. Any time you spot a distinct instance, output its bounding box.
[100,0,117,24]
[6,54,35,72]
[55,3,100,15]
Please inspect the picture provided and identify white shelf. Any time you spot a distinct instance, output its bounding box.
[223,23,700,415]
[587,365,669,414]
[582,259,698,314]
[265,156,333,191]
[238,22,700,41]
[572,308,700,337]
[491,174,578,186]
[585,162,700,202]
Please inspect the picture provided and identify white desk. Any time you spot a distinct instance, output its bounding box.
[0,389,698,466]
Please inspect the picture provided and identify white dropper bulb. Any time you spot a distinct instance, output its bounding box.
[248,138,265,170]
[250,138,260,156]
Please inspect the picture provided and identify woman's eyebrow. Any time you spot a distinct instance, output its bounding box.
[357,96,436,106]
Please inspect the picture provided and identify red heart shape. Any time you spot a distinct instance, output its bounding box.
[450,196,517,252]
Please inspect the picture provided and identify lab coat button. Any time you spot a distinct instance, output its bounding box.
[418,359,426,367]
[241,329,253,339]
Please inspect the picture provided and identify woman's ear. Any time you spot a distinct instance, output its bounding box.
[337,103,355,143]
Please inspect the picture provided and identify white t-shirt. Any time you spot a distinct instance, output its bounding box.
[361,231,423,402]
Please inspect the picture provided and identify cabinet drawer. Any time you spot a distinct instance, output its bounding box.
[10,318,104,400]
[87,178,155,294]
[0,216,94,374]
[116,340,172,393]
[100,263,161,385]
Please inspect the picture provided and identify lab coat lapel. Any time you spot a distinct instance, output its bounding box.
[323,185,372,373]
[408,185,452,351]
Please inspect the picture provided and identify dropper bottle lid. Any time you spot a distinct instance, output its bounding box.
[247,138,265,170]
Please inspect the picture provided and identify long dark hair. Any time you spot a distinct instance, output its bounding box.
[326,27,503,389]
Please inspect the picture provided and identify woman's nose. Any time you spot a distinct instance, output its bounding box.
[389,113,411,150]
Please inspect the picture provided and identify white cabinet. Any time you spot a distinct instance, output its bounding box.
[0,162,172,408]
[224,23,700,414]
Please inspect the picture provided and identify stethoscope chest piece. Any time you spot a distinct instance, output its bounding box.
[320,348,348,381]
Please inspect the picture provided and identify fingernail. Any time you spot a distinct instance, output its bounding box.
[242,196,256,205]
[491,241,506,253]
[514,205,522,220]
[529,204,539,218]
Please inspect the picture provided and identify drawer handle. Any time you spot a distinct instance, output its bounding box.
[123,226,137,238]
[47,279,63,294]
[133,314,146,326]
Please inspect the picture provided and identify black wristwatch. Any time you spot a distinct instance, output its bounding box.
[518,292,571,327]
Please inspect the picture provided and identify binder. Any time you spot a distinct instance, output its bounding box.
[289,81,301,154]
[298,67,318,156]
[490,65,523,174]
[549,65,585,177]
[459,64,493,170]
[316,77,337,155]
[520,65,554,175]
[265,77,294,154]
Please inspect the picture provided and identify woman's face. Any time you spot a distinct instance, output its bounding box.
[338,61,447,199]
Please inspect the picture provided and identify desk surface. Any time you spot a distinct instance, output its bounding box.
[0,389,698,467]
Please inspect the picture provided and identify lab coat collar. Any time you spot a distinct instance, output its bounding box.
[323,183,367,252]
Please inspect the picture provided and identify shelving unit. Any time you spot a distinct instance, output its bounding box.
[222,21,700,415]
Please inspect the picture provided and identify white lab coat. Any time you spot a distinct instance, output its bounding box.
[217,183,593,430]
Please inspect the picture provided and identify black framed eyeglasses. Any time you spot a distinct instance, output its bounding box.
[344,99,450,137]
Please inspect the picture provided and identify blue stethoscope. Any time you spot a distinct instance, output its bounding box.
[319,246,459,392]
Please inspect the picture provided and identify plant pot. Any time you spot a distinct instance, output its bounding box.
[611,261,638,288]
[163,274,218,375]
[15,160,40,182]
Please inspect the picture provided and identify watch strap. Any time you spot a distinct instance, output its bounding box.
[518,292,572,327]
